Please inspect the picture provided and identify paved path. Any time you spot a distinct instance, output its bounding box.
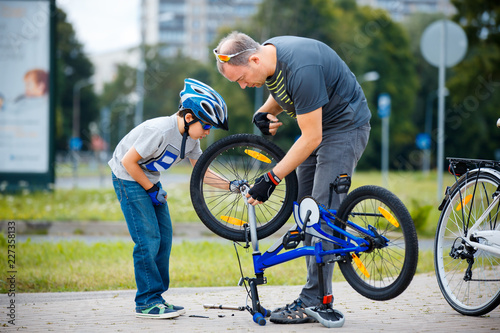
[1,273,498,332]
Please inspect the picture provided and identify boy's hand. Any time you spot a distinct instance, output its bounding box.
[146,184,167,206]
[247,171,280,204]
[229,179,246,193]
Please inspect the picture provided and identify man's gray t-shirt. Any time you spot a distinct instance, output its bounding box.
[108,114,202,184]
[264,36,371,133]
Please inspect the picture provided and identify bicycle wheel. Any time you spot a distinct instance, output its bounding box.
[435,170,500,316]
[190,134,298,242]
[336,185,419,301]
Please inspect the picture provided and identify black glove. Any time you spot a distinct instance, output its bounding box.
[146,184,167,206]
[252,112,271,135]
[248,170,281,203]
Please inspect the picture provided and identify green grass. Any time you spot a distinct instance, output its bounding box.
[0,233,434,293]
[0,181,198,223]
[0,168,443,293]
[1,169,452,237]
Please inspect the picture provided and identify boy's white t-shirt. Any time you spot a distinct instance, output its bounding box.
[108,114,202,184]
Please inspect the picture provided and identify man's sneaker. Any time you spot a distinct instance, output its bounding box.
[304,306,345,328]
[164,302,186,315]
[136,304,180,319]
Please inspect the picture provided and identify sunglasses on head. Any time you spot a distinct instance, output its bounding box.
[198,120,212,130]
[213,48,257,63]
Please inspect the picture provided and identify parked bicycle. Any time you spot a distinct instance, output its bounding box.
[435,155,500,316]
[191,134,419,327]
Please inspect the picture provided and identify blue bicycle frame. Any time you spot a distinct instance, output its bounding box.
[250,200,389,275]
[237,190,396,326]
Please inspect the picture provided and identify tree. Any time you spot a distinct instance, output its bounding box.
[240,0,419,170]
[444,0,500,160]
[99,46,255,151]
[55,8,99,151]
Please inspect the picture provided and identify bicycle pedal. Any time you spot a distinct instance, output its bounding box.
[283,230,304,249]
[332,174,351,194]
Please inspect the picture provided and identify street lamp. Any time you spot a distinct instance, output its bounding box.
[71,78,94,188]
[358,71,380,84]
[72,78,94,141]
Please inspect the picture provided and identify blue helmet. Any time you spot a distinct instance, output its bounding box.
[180,78,228,130]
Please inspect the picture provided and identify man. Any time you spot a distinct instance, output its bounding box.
[214,31,371,327]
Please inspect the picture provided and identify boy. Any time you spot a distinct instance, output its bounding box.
[109,78,229,319]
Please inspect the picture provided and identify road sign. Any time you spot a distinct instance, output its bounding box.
[421,20,467,68]
[416,133,431,150]
[70,137,82,151]
[378,93,391,118]
[420,19,468,199]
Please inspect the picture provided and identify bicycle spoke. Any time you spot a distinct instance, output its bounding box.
[336,186,418,301]
[190,134,297,242]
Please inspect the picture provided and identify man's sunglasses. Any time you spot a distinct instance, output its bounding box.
[213,48,256,63]
[199,120,212,130]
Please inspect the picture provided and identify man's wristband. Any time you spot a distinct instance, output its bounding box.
[268,170,281,185]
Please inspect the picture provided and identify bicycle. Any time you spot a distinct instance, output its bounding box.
[435,157,500,316]
[190,134,419,327]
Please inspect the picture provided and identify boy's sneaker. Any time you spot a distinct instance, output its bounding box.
[164,302,186,315]
[136,304,180,319]
[304,306,345,328]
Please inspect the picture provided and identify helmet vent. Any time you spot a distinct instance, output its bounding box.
[194,87,206,94]
[201,101,215,116]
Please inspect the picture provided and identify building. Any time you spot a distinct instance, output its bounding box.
[143,0,262,62]
[357,0,456,22]
[89,48,139,94]
[90,0,456,93]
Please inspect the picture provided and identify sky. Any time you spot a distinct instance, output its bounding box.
[58,0,140,55]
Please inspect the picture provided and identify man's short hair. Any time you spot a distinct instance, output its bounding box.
[214,31,260,72]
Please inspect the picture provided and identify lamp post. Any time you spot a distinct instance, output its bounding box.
[358,71,380,84]
[72,79,94,140]
[71,78,94,188]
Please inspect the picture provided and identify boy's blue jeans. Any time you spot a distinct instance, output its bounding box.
[112,173,173,311]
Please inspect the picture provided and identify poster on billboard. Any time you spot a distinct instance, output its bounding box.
[0,0,54,189]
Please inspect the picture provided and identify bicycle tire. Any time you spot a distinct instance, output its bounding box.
[336,185,419,301]
[434,170,500,316]
[190,134,298,242]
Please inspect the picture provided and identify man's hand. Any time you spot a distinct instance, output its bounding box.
[252,112,283,136]
[146,184,167,206]
[247,170,281,205]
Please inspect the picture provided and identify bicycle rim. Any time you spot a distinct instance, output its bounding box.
[190,134,298,242]
[337,186,418,301]
[434,171,500,316]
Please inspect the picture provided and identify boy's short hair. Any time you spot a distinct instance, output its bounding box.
[177,108,194,118]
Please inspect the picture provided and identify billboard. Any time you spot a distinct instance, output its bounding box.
[0,0,54,190]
